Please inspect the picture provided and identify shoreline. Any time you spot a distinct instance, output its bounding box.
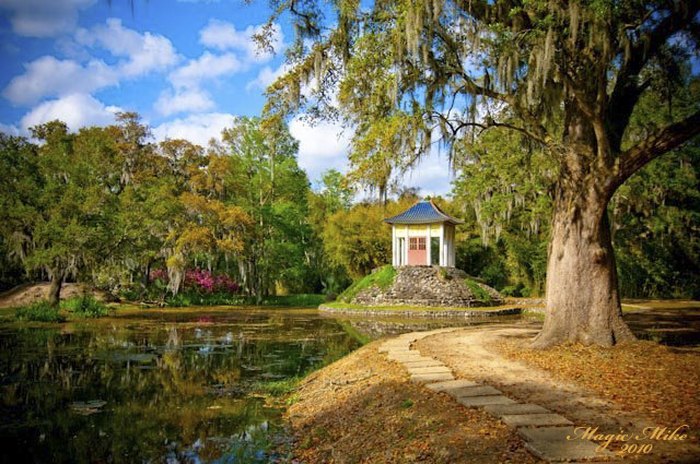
[282,323,700,462]
[319,303,543,318]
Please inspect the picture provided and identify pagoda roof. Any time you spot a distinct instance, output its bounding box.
[384,199,463,225]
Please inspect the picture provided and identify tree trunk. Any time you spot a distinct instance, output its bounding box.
[142,260,151,287]
[532,185,635,348]
[47,270,64,307]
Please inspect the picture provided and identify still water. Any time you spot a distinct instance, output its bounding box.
[0,308,365,463]
[1,304,696,463]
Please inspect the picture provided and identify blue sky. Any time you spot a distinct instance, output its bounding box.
[0,0,452,194]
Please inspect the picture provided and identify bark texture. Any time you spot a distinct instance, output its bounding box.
[47,270,64,307]
[533,196,635,348]
[533,106,637,348]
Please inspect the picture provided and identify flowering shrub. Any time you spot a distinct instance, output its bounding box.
[150,268,168,282]
[150,268,239,294]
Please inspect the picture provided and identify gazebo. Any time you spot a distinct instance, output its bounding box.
[384,199,462,267]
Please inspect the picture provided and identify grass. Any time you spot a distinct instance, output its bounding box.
[338,265,397,303]
[61,295,109,318]
[252,376,303,397]
[465,278,492,302]
[15,300,66,322]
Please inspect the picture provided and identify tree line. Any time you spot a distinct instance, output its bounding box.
[1,109,697,306]
[0,113,342,305]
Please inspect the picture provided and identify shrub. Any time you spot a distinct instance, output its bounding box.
[15,301,65,322]
[150,268,240,295]
[165,293,193,307]
[500,283,525,297]
[61,295,109,318]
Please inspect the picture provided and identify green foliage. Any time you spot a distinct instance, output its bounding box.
[60,295,109,318]
[464,279,492,302]
[15,301,65,323]
[338,265,396,303]
[164,293,193,307]
[500,284,526,298]
[220,116,314,299]
[322,198,414,280]
[611,143,700,298]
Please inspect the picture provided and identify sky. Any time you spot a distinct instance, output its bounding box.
[0,0,453,196]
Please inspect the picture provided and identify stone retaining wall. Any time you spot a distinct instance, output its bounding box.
[352,265,504,307]
[319,304,522,318]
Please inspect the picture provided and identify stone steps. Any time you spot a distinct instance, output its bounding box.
[380,330,615,463]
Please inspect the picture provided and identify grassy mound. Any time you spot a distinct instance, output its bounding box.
[464,278,492,302]
[338,266,397,303]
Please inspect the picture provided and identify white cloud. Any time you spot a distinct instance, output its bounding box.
[3,56,117,106]
[155,87,215,116]
[4,20,180,107]
[289,116,350,182]
[247,62,290,91]
[0,0,94,37]
[169,52,243,89]
[20,93,121,132]
[75,18,179,77]
[402,152,454,197]
[0,122,20,136]
[199,20,283,63]
[151,112,234,146]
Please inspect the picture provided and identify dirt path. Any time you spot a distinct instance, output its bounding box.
[414,324,700,462]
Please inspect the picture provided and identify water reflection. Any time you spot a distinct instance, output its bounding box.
[0,309,362,463]
[2,304,696,462]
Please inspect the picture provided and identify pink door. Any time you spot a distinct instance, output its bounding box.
[408,237,426,265]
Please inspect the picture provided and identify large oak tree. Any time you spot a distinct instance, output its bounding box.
[263,0,700,346]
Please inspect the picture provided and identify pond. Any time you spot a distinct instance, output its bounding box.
[1,303,697,463]
[0,308,364,463]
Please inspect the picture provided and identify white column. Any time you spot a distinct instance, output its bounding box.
[439,223,445,266]
[447,225,453,266]
[426,224,431,266]
[391,225,396,266]
[404,226,409,265]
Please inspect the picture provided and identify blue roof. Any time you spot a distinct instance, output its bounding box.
[384,200,463,225]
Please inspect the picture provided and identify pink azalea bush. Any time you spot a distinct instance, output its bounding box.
[150,268,239,294]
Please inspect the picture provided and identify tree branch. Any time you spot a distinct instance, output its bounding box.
[614,110,700,187]
[607,3,700,151]
[442,115,549,146]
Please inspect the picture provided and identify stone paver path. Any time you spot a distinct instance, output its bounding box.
[380,329,615,463]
